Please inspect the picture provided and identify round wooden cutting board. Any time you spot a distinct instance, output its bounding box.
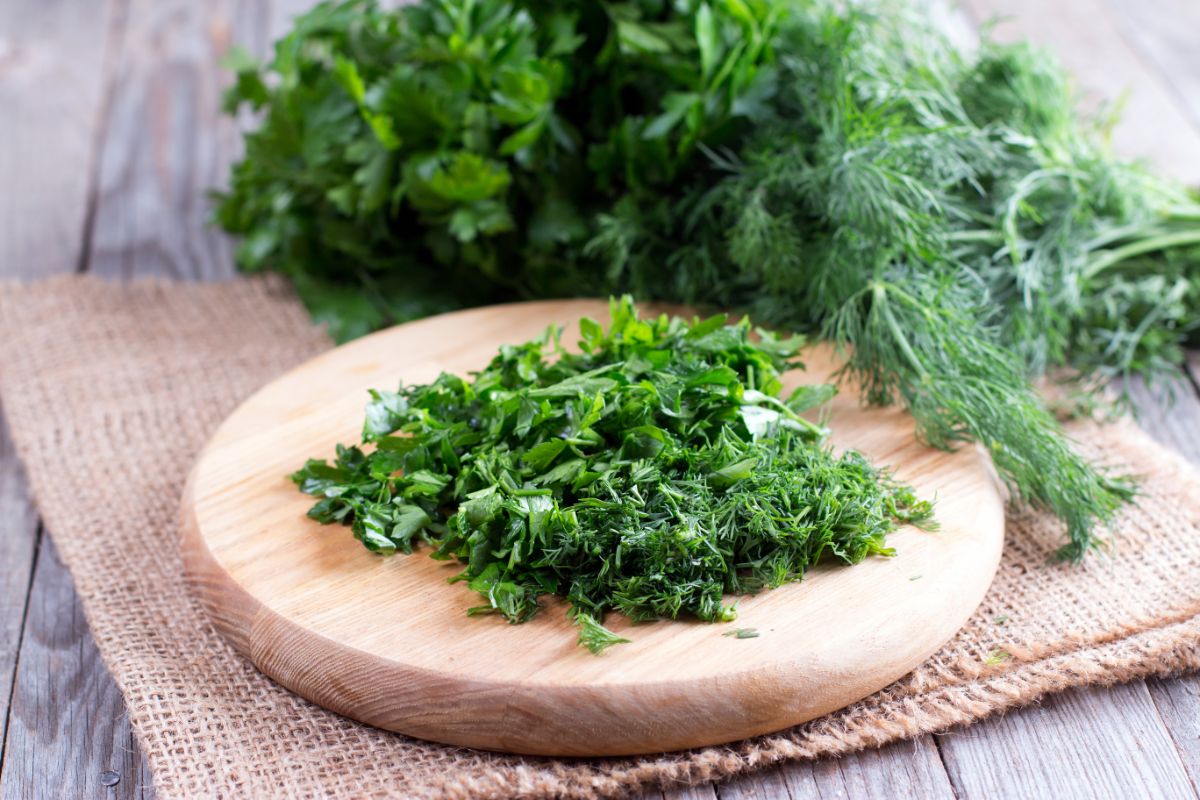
[181,299,1005,757]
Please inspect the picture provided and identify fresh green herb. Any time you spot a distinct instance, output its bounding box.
[215,0,779,341]
[292,298,933,651]
[221,0,1196,556]
[723,627,761,639]
[985,648,1013,666]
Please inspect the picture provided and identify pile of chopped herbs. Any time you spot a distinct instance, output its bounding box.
[220,0,1200,556]
[291,298,933,652]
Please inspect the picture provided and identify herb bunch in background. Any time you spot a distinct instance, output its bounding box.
[221,0,1200,556]
[291,298,933,652]
[217,0,779,339]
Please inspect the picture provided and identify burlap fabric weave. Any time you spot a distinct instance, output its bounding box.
[1,275,1198,799]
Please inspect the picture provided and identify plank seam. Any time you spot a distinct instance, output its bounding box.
[933,733,967,800]
[1143,681,1200,798]
[0,524,43,780]
[75,0,133,276]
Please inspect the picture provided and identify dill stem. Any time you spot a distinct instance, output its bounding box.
[945,229,1003,244]
[872,282,930,380]
[1083,230,1200,279]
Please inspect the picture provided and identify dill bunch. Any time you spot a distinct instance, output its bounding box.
[291,298,933,652]
[587,4,1164,555]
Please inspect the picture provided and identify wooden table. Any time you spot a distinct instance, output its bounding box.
[1,1,1197,797]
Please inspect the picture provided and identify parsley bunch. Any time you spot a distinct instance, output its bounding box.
[292,298,932,652]
[216,0,777,339]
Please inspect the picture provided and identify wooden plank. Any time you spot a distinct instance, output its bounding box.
[1100,0,1200,134]
[1133,361,1200,795]
[0,0,126,791]
[665,786,719,800]
[0,536,144,800]
[0,416,39,764]
[1123,373,1200,465]
[640,735,956,799]
[713,766,792,800]
[781,737,955,800]
[937,676,1196,799]
[83,0,318,281]
[1148,676,1200,795]
[84,0,274,280]
[958,0,1200,184]
[0,0,119,277]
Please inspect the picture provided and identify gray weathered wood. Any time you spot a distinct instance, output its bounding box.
[1148,677,1200,795]
[664,785,719,800]
[1123,373,1200,464]
[0,0,119,277]
[647,735,955,800]
[0,416,38,763]
[86,0,272,280]
[783,737,956,800]
[0,0,273,794]
[712,765,793,800]
[0,537,146,800]
[1129,368,1200,795]
[957,0,1200,185]
[937,683,1197,800]
[1100,0,1200,134]
[0,0,125,790]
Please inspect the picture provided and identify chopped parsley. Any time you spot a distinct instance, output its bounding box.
[292,297,934,652]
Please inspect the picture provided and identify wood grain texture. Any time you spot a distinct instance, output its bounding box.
[1124,374,1200,466]
[86,0,272,280]
[664,787,719,800]
[0,537,148,800]
[936,683,1196,800]
[1129,371,1200,795]
[1101,0,1200,134]
[0,0,119,277]
[957,0,1200,184]
[0,417,38,763]
[654,736,956,799]
[0,0,134,794]
[784,737,956,800]
[181,299,1005,756]
[1148,676,1200,795]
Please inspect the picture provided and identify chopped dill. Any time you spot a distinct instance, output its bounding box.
[292,298,934,652]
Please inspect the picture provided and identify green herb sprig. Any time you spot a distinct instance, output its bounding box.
[292,298,933,652]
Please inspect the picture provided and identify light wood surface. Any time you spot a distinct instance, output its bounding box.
[3,0,1200,795]
[180,299,1005,756]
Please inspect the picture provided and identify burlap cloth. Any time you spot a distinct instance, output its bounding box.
[1,275,1198,799]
